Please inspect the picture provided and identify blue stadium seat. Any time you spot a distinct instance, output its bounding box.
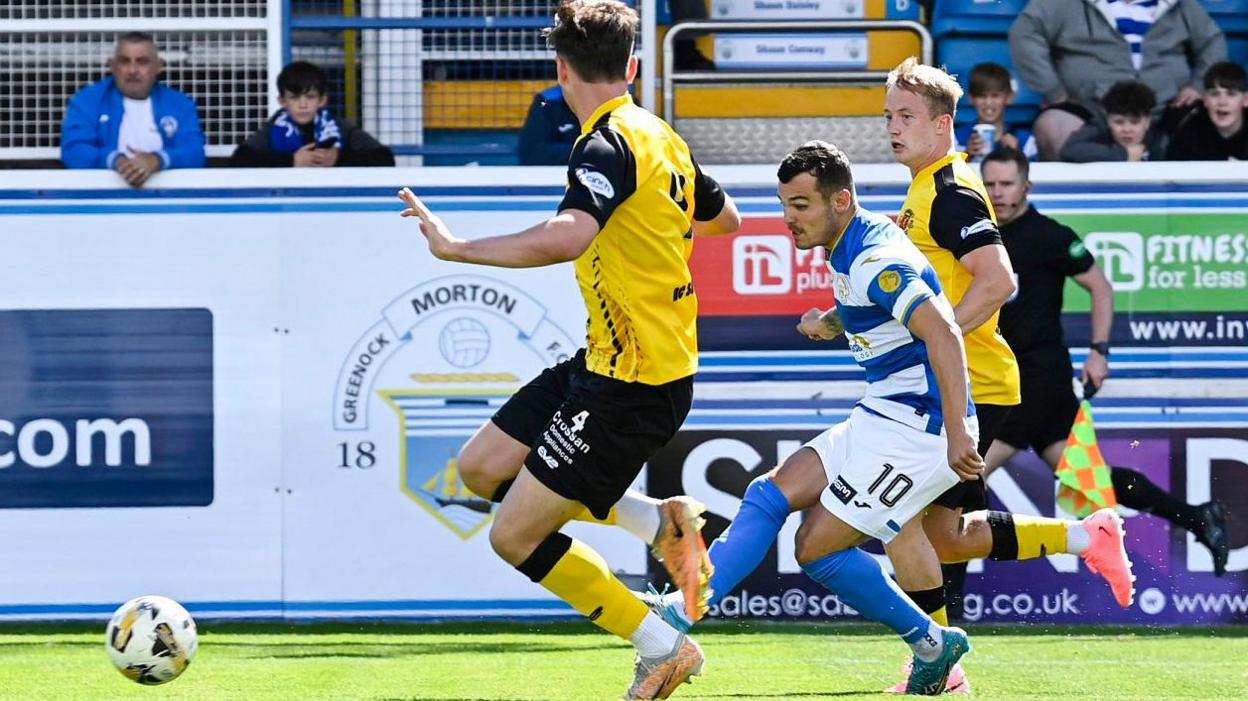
[938,36,1043,127]
[931,0,1029,39]
[1228,36,1248,65]
[1198,0,1248,34]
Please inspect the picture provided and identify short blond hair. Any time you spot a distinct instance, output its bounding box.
[886,57,963,119]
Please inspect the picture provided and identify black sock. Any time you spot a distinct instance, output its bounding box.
[1111,467,1204,532]
[906,585,947,617]
[941,563,969,621]
[985,511,1019,560]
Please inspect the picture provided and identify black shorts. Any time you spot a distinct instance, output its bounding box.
[930,402,1014,512]
[490,349,693,520]
[996,371,1080,455]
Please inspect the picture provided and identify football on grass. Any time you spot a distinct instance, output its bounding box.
[105,595,198,685]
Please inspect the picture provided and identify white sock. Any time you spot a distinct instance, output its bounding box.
[663,591,693,626]
[614,490,662,545]
[1066,522,1091,555]
[629,612,682,658]
[910,623,945,662]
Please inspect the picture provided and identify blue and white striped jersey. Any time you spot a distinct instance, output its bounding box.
[828,208,975,435]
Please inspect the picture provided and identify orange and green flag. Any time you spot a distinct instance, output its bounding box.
[1055,400,1118,518]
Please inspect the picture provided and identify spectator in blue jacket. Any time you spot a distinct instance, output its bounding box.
[517,85,580,165]
[60,32,205,187]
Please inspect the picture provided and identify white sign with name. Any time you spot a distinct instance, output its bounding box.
[715,33,869,69]
[712,0,865,19]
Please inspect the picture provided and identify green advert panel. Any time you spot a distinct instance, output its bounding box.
[1053,213,1248,312]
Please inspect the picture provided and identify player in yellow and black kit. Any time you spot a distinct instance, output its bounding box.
[879,59,1134,694]
[398,3,740,698]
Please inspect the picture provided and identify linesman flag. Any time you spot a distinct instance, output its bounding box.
[1055,400,1118,517]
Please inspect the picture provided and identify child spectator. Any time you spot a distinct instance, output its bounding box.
[1061,80,1167,162]
[1168,61,1248,160]
[230,61,394,167]
[956,62,1037,161]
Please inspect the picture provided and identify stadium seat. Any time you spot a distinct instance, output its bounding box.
[930,0,1029,39]
[1197,0,1248,33]
[1228,36,1248,65]
[937,36,1043,127]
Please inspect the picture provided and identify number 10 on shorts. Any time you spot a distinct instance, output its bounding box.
[869,463,915,507]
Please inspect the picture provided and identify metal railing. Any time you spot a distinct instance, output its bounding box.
[662,20,933,120]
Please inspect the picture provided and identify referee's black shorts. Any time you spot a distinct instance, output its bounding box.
[929,402,1014,512]
[996,368,1080,456]
[491,349,693,520]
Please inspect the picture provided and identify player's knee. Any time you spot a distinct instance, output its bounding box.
[457,442,501,498]
[924,517,968,562]
[928,535,963,563]
[927,521,978,562]
[793,519,822,564]
[487,519,529,566]
[771,450,824,510]
[743,473,774,503]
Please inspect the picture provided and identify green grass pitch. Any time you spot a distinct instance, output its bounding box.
[1,621,1244,700]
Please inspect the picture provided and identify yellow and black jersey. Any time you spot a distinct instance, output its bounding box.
[558,94,725,385]
[898,152,1020,406]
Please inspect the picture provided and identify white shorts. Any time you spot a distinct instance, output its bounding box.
[807,406,961,544]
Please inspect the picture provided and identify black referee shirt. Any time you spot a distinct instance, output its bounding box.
[998,205,1096,359]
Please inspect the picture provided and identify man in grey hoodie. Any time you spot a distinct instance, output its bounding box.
[1009,0,1225,159]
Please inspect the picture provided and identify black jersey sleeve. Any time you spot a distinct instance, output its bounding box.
[1055,223,1096,276]
[557,128,637,229]
[929,186,1003,259]
[691,158,726,222]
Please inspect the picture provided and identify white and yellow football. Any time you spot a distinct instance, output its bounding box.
[104,595,198,685]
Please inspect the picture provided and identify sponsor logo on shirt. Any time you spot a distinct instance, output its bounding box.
[877,270,901,293]
[959,218,996,240]
[1068,240,1087,258]
[575,168,615,199]
[828,475,857,505]
[848,334,873,361]
[896,208,915,232]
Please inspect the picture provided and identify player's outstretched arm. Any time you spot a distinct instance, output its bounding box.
[952,243,1017,334]
[399,187,600,268]
[691,192,741,237]
[907,299,983,481]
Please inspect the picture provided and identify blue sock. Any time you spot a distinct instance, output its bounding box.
[707,476,791,607]
[801,548,933,644]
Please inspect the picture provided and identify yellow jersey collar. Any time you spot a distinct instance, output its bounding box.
[913,151,966,184]
[581,94,633,136]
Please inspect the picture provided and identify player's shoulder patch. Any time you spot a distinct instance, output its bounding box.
[1068,239,1087,257]
[959,218,996,240]
[877,269,902,293]
[574,167,615,199]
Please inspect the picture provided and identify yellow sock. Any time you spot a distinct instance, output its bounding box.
[1013,515,1068,560]
[930,606,949,626]
[537,538,647,639]
[573,505,617,526]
